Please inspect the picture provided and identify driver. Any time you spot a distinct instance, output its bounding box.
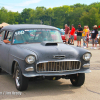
[38,31,48,42]
[13,34,24,44]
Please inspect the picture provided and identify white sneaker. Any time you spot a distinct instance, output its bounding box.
[94,47,97,49]
[90,47,94,49]
[84,46,86,48]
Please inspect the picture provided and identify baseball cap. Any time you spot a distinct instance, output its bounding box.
[78,23,81,25]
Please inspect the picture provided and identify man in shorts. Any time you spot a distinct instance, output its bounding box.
[65,24,70,44]
[91,25,98,49]
[76,23,83,47]
[70,24,75,45]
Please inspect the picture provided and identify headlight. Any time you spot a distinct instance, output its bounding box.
[83,53,92,61]
[25,55,35,64]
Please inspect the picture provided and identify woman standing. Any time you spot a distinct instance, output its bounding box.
[82,26,87,48]
[86,26,90,48]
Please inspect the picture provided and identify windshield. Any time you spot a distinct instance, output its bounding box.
[12,29,62,44]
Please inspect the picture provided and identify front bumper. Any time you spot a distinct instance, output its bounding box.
[23,68,91,77]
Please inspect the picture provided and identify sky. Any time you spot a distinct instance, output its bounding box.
[0,0,100,12]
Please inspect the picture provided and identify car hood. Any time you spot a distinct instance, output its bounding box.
[18,42,81,62]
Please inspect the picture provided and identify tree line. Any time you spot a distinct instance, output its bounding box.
[0,2,100,30]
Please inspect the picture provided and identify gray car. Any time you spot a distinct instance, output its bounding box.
[0,24,92,91]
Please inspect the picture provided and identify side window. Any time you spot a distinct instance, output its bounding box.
[0,31,5,41]
[4,31,8,40]
[7,31,13,41]
[0,31,13,42]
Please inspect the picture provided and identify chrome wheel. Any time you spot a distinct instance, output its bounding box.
[14,63,28,91]
[15,70,20,87]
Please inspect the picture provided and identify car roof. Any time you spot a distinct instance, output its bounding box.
[1,24,58,31]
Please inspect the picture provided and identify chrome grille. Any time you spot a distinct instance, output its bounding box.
[37,61,81,72]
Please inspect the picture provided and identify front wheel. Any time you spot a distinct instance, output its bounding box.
[70,73,85,87]
[0,68,2,73]
[14,63,28,91]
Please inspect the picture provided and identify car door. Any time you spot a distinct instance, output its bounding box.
[0,31,12,72]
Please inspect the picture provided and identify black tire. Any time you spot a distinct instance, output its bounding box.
[14,63,28,91]
[70,73,85,87]
[0,68,2,73]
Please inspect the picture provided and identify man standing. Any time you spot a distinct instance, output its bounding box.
[70,24,75,45]
[91,25,98,49]
[76,23,83,47]
[65,24,70,44]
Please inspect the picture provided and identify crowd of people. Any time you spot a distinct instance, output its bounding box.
[64,23,100,50]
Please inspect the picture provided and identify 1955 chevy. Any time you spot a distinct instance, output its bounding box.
[0,24,92,91]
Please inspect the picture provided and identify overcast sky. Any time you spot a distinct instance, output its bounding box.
[0,0,100,12]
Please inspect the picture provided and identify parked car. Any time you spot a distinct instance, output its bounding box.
[0,24,92,91]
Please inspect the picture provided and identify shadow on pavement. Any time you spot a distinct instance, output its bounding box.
[0,71,81,100]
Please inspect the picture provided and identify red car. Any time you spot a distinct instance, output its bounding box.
[61,33,77,43]
[59,29,77,43]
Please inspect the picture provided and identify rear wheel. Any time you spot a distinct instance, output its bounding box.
[14,63,28,91]
[70,73,85,87]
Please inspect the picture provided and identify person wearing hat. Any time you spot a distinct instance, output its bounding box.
[91,25,98,49]
[70,24,75,45]
[76,23,83,47]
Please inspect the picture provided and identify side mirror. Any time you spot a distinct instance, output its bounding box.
[3,40,10,44]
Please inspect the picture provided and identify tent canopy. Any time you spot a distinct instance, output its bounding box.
[0,22,9,28]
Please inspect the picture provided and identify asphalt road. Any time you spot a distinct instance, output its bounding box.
[0,41,100,100]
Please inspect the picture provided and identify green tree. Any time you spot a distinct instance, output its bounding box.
[7,11,16,24]
[53,6,73,28]
[45,8,54,25]
[80,7,100,29]
[0,7,8,23]
[68,7,85,29]
[20,8,32,23]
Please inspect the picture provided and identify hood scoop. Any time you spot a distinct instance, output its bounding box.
[41,41,58,46]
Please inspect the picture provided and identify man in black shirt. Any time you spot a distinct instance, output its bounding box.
[91,25,98,49]
[76,23,83,47]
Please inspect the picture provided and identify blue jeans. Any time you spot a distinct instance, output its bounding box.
[82,36,86,46]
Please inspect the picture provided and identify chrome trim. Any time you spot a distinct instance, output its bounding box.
[36,60,81,73]
[25,55,35,64]
[37,59,80,64]
[83,53,92,61]
[83,64,90,68]
[23,69,91,77]
[25,67,34,71]
[53,55,65,59]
